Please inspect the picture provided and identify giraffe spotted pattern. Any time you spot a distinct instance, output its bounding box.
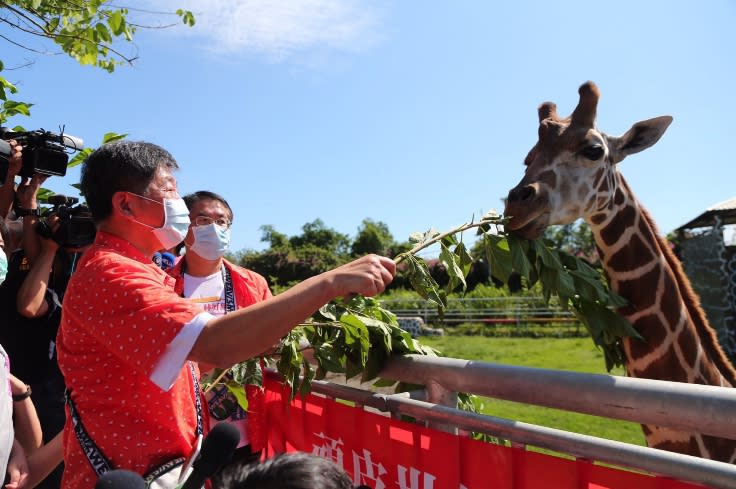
[504,81,736,463]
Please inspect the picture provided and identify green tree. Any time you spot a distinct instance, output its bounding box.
[260,224,289,249]
[240,220,352,288]
[543,220,599,264]
[1,1,194,124]
[290,219,350,257]
[351,218,394,256]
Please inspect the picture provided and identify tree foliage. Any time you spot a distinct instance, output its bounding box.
[543,220,599,265]
[1,1,194,124]
[351,218,395,256]
[240,219,415,288]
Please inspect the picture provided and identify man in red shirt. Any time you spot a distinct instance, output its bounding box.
[168,190,272,477]
[56,141,395,488]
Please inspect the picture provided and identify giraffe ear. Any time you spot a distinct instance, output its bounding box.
[609,116,673,164]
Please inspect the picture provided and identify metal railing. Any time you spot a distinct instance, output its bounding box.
[283,355,736,489]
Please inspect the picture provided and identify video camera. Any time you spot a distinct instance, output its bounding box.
[0,127,84,180]
[35,194,96,248]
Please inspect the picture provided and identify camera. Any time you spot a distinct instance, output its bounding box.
[35,194,96,248]
[0,127,84,180]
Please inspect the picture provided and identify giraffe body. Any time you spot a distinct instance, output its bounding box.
[504,81,736,463]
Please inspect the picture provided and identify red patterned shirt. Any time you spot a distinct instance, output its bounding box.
[57,231,210,488]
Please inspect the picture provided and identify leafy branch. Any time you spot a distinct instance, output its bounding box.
[394,210,639,370]
[208,209,639,407]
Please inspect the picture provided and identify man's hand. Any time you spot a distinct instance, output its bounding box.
[5,439,29,489]
[325,254,396,298]
[38,215,61,253]
[15,173,48,210]
[4,140,23,180]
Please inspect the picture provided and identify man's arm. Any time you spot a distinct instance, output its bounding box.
[17,229,59,318]
[16,173,48,263]
[8,374,43,454]
[189,254,395,367]
[25,433,63,489]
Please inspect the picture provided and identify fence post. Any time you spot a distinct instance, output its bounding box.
[424,379,458,434]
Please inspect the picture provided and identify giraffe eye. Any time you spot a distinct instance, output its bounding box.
[581,145,604,161]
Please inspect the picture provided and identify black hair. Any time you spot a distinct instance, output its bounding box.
[80,140,179,222]
[183,190,234,223]
[219,452,355,489]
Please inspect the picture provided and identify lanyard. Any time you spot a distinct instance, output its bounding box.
[221,264,237,313]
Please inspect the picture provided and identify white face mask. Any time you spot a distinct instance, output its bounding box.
[130,194,191,250]
[190,223,231,260]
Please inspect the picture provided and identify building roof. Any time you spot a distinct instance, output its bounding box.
[677,196,736,230]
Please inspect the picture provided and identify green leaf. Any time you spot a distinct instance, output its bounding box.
[508,235,532,278]
[555,268,577,298]
[440,234,459,247]
[532,239,563,270]
[455,241,474,277]
[405,254,447,309]
[439,243,466,293]
[316,303,338,321]
[225,383,249,411]
[361,348,388,383]
[299,360,315,398]
[339,314,370,365]
[95,23,112,43]
[313,343,345,373]
[482,234,513,283]
[102,132,128,143]
[108,11,124,35]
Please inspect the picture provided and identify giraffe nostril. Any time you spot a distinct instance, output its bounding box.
[509,185,536,203]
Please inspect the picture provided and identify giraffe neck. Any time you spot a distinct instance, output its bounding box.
[587,176,736,462]
[587,176,736,386]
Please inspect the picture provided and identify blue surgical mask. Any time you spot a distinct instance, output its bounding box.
[131,195,191,251]
[0,248,7,285]
[190,223,231,260]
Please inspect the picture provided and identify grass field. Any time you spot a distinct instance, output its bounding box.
[418,336,646,447]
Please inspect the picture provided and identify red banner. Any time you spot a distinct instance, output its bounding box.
[263,378,708,489]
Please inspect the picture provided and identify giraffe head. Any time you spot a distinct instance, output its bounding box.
[504,81,673,239]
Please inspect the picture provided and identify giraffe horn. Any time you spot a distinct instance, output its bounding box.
[570,81,600,127]
[538,102,558,122]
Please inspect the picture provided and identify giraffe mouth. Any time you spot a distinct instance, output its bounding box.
[505,211,550,240]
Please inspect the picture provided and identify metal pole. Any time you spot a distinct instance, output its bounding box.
[380,355,736,440]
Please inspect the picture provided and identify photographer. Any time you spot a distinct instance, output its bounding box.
[0,171,76,489]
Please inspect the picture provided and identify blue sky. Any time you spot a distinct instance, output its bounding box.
[3,0,735,254]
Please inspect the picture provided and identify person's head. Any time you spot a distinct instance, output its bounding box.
[81,140,179,222]
[182,190,234,261]
[81,140,189,254]
[220,452,357,489]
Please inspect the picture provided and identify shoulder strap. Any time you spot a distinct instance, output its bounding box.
[67,361,205,476]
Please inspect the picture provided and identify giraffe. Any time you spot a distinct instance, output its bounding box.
[503,81,736,463]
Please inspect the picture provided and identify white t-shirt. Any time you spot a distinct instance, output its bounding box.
[0,344,15,478]
[183,272,226,317]
[182,271,250,448]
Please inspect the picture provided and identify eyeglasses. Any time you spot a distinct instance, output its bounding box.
[193,215,231,229]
